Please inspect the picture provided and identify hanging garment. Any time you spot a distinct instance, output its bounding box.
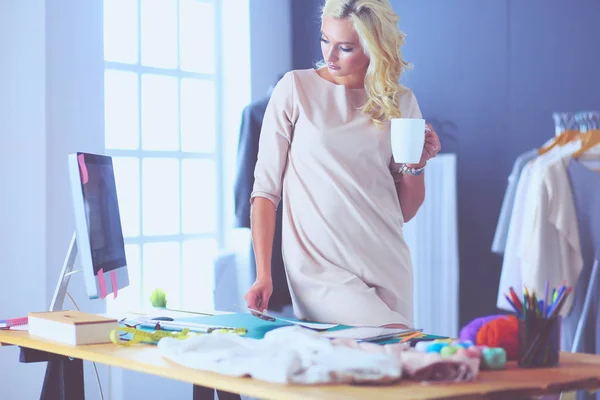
[496,162,532,311]
[519,155,582,317]
[562,158,600,400]
[233,96,292,311]
[497,141,581,313]
[491,149,538,255]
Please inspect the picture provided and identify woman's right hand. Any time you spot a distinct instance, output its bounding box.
[244,278,273,312]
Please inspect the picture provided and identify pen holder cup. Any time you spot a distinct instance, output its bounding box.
[517,316,561,368]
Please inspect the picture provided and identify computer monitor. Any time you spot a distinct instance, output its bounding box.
[50,152,130,311]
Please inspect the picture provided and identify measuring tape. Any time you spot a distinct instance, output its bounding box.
[110,326,248,347]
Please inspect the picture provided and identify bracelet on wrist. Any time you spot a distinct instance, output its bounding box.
[398,163,425,176]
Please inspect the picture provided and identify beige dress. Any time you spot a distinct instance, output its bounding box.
[251,68,422,327]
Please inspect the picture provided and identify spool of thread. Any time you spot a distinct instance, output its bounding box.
[481,347,507,370]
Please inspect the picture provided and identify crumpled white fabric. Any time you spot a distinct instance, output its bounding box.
[157,326,403,385]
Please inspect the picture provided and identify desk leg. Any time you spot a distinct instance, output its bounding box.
[193,385,242,400]
[19,347,85,400]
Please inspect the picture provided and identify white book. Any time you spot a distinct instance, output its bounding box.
[28,310,118,345]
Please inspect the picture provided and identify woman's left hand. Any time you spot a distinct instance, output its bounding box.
[409,123,442,168]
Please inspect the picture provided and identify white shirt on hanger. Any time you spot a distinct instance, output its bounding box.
[520,154,582,316]
[498,141,582,314]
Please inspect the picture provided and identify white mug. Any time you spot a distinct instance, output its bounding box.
[390,118,426,164]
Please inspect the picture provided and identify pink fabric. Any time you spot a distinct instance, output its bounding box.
[331,339,480,382]
[401,351,480,382]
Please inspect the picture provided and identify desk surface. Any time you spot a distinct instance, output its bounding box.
[2,330,600,400]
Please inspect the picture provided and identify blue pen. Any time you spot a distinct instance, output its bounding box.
[543,280,549,316]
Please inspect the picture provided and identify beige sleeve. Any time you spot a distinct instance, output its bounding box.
[250,72,296,208]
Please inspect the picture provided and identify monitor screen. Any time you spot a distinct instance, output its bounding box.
[68,152,129,300]
[80,155,127,275]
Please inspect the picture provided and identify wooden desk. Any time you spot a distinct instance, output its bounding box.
[2,329,600,400]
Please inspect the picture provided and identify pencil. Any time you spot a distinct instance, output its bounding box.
[504,294,521,316]
[399,331,423,343]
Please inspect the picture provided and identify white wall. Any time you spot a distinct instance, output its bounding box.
[45,1,110,398]
[0,0,109,398]
[0,1,48,399]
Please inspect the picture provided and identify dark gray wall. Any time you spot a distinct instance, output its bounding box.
[291,0,600,327]
[291,0,322,69]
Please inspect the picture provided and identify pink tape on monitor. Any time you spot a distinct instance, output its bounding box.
[77,154,89,184]
[110,270,118,299]
[97,268,108,299]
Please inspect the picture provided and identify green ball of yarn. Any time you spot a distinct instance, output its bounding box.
[441,345,459,357]
[481,347,506,370]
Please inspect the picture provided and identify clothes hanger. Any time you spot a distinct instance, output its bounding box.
[537,129,581,155]
[538,112,582,156]
[572,129,600,159]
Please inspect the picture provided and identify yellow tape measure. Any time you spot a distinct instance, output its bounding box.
[110,327,248,347]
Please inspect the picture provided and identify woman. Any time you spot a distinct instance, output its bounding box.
[245,0,441,328]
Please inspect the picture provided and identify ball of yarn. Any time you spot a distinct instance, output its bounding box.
[455,340,473,349]
[459,314,506,343]
[440,345,459,357]
[481,347,507,369]
[475,315,518,360]
[426,342,447,353]
[415,341,432,352]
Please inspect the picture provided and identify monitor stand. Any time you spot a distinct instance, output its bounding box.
[49,232,79,312]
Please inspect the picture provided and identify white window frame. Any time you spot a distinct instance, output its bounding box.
[102,0,250,313]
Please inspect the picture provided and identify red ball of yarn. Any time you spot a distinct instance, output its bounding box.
[475,315,519,360]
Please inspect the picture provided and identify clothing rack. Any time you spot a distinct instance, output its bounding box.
[493,111,600,399]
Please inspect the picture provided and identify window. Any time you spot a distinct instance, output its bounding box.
[102,0,248,312]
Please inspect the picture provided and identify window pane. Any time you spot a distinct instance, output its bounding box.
[179,0,214,73]
[103,0,138,64]
[181,78,215,153]
[182,160,217,233]
[182,159,216,234]
[141,0,178,69]
[143,242,181,309]
[104,70,139,150]
[112,157,140,237]
[181,238,217,311]
[141,74,179,151]
[142,158,180,235]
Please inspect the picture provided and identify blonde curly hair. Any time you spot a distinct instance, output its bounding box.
[319,0,412,126]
